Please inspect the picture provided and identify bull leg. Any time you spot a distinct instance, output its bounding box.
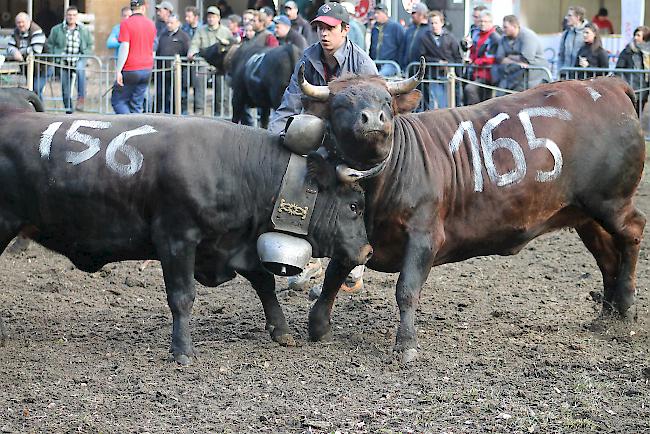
[394,232,439,363]
[258,108,270,129]
[0,218,24,346]
[308,259,352,342]
[239,268,296,347]
[155,237,198,365]
[575,220,619,310]
[584,201,646,316]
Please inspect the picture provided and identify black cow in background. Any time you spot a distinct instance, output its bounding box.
[201,42,302,127]
[0,87,44,112]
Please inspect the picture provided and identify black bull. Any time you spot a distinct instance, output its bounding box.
[302,75,646,362]
[201,42,301,127]
[0,108,372,364]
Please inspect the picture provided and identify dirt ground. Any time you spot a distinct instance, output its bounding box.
[1,168,649,434]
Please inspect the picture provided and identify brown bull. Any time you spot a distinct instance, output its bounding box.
[301,73,646,362]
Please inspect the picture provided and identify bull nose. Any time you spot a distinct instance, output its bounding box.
[360,244,373,264]
[360,110,386,130]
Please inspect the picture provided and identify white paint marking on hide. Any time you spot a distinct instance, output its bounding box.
[480,112,526,187]
[39,122,63,159]
[448,120,483,192]
[65,120,111,165]
[518,107,572,182]
[586,86,602,101]
[105,125,156,177]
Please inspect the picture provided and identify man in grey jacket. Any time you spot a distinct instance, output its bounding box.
[496,15,548,92]
[557,6,588,75]
[269,2,378,292]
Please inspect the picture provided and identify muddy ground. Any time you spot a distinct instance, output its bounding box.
[1,170,649,433]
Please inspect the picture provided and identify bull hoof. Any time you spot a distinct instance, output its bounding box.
[397,348,418,364]
[167,353,193,366]
[273,332,296,347]
[308,319,331,342]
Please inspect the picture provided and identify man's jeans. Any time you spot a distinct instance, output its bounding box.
[428,82,448,110]
[111,69,151,114]
[378,62,399,78]
[61,59,86,113]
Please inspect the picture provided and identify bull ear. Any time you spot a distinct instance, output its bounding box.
[306,150,336,190]
[394,89,422,113]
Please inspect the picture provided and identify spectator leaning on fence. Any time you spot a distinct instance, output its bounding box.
[401,2,429,71]
[575,23,609,72]
[46,6,93,114]
[107,7,133,58]
[557,6,588,74]
[370,4,404,77]
[495,15,548,93]
[182,6,201,40]
[341,2,366,51]
[187,5,234,116]
[6,13,48,98]
[463,10,500,106]
[274,15,307,51]
[284,1,317,45]
[111,0,156,114]
[616,25,650,112]
[592,7,614,35]
[155,13,190,114]
[461,5,487,54]
[419,10,461,109]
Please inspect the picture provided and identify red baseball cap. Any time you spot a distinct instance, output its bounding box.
[311,2,349,26]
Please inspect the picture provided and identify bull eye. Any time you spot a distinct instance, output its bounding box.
[350,203,357,213]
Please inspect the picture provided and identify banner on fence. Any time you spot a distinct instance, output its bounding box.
[621,0,645,42]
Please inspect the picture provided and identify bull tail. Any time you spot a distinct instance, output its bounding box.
[24,89,44,112]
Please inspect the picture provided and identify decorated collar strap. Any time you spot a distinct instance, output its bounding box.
[271,153,318,236]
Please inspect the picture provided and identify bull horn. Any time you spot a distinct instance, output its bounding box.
[386,56,426,95]
[298,63,330,101]
[336,162,386,183]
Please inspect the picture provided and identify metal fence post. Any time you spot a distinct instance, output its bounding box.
[174,55,182,115]
[26,54,34,91]
[448,71,456,108]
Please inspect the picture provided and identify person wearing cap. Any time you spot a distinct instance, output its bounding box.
[284,0,316,45]
[155,1,174,42]
[370,4,404,77]
[111,0,156,114]
[269,1,378,293]
[250,10,279,47]
[274,15,307,51]
[187,5,234,116]
[341,2,366,51]
[401,2,429,70]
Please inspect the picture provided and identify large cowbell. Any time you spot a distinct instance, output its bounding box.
[257,153,318,276]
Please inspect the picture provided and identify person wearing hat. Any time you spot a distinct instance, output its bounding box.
[111,0,156,114]
[284,0,316,45]
[370,4,404,77]
[274,15,307,51]
[401,2,429,69]
[269,1,378,293]
[155,1,174,42]
[187,5,234,115]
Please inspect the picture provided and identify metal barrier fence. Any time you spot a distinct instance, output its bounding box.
[374,60,402,79]
[2,54,232,118]
[2,55,649,121]
[558,66,649,116]
[405,61,554,111]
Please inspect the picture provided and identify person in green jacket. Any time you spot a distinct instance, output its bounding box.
[46,6,93,113]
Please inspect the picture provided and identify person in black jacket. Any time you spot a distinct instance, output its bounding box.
[274,15,307,51]
[155,14,190,114]
[616,25,650,112]
[420,10,461,109]
[575,23,609,76]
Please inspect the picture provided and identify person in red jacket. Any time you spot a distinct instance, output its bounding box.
[464,10,501,105]
[592,7,614,35]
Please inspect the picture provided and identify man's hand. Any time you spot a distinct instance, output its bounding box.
[13,52,24,62]
[116,71,124,87]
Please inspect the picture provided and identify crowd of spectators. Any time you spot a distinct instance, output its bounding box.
[4,1,650,114]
